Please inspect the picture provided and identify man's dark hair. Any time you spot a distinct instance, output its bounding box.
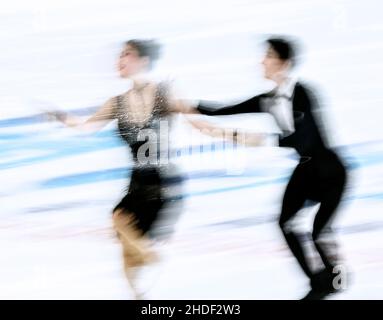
[266,37,296,66]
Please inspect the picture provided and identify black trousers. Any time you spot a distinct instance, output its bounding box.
[278,149,347,278]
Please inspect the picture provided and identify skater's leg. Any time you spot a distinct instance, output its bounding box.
[113,209,157,299]
[303,161,347,299]
[312,177,346,271]
[279,167,312,278]
[312,199,343,270]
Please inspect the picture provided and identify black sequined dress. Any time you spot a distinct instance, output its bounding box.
[113,83,179,235]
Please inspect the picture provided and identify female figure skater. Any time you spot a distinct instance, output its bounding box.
[49,39,187,299]
[188,37,348,299]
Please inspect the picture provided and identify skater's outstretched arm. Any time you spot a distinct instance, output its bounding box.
[167,84,265,116]
[45,97,117,133]
[164,85,269,146]
[196,94,264,116]
[186,116,266,147]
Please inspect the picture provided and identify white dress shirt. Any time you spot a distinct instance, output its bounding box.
[263,77,297,137]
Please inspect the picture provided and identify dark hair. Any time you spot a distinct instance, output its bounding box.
[266,37,296,66]
[125,39,161,69]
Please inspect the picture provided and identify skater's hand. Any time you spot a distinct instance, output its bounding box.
[44,110,68,123]
[43,110,84,128]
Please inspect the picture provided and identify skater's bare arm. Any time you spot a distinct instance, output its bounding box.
[164,83,200,115]
[169,99,200,114]
[186,116,265,147]
[46,97,117,133]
